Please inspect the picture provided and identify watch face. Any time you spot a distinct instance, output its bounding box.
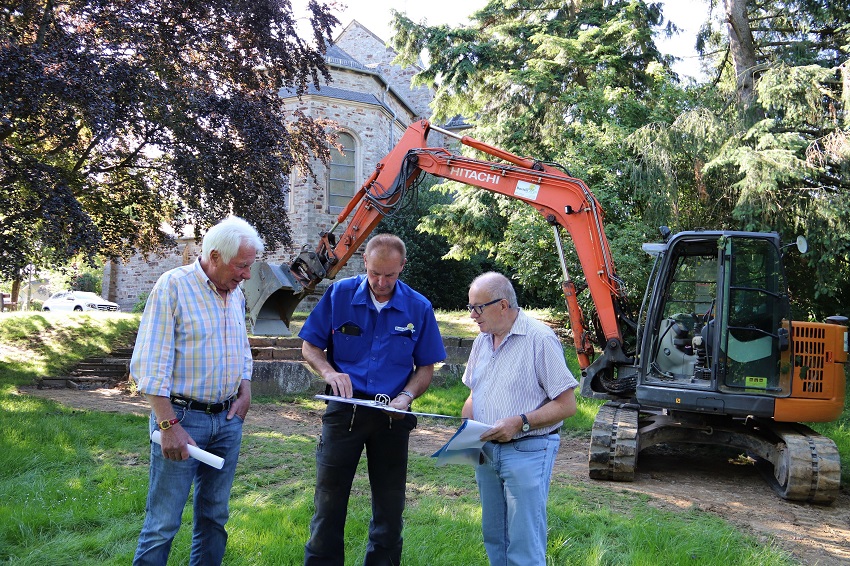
[522,423,530,432]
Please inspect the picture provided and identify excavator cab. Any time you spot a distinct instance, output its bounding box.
[639,231,792,417]
[593,230,845,502]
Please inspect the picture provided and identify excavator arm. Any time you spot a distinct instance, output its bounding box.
[283,119,635,388]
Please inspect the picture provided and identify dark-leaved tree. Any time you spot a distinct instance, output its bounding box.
[0,0,339,282]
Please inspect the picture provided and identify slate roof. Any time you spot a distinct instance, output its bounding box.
[324,44,368,72]
[278,84,387,111]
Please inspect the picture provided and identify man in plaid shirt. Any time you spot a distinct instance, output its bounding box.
[131,215,263,565]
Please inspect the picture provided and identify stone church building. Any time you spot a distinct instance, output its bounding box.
[102,21,462,313]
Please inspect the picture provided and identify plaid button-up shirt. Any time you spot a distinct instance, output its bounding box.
[131,260,252,403]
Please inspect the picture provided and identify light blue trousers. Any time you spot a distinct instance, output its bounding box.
[475,433,561,566]
[133,406,243,566]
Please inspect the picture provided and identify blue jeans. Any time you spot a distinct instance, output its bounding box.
[133,406,243,566]
[304,401,417,566]
[475,433,561,566]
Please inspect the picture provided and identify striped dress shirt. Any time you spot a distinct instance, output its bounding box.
[462,310,578,439]
[131,260,252,404]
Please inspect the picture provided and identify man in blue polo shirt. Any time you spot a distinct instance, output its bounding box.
[300,233,446,566]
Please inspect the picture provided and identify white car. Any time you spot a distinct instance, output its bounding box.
[42,291,121,312]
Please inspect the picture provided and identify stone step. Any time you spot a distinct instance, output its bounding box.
[251,346,303,361]
[71,367,128,377]
[73,361,129,370]
[110,347,135,357]
[248,336,303,348]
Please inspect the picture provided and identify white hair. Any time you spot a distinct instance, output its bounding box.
[470,271,518,308]
[201,216,264,264]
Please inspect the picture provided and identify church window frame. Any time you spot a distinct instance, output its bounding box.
[328,130,359,214]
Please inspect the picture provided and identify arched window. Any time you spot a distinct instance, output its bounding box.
[329,132,356,213]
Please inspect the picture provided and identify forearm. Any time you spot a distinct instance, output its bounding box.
[526,389,577,429]
[146,394,178,423]
[461,394,473,419]
[301,341,337,379]
[400,364,434,398]
[388,364,434,413]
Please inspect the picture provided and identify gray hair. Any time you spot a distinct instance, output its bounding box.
[202,216,264,264]
[470,271,518,308]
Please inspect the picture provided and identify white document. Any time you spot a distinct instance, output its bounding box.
[314,394,461,419]
[431,419,492,466]
[150,430,225,470]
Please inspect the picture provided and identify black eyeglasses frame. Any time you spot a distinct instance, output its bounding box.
[466,298,504,315]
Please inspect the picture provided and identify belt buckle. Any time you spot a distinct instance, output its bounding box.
[205,403,213,414]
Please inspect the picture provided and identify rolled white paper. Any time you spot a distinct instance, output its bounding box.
[150,430,225,470]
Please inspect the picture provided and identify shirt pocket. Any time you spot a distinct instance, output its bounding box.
[387,329,418,367]
[332,322,364,362]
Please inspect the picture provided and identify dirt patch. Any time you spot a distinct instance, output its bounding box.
[19,386,850,565]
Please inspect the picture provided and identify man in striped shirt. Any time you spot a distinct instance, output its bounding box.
[131,216,263,566]
[461,271,578,566]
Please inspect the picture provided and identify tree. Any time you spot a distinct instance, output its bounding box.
[390,0,682,316]
[635,0,850,317]
[0,0,339,282]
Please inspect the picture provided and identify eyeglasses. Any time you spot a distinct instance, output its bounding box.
[466,298,504,315]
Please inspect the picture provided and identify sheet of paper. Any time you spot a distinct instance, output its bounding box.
[150,430,225,469]
[431,419,492,466]
[314,394,461,419]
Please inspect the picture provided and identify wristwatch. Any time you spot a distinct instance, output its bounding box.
[158,418,180,430]
[520,413,530,432]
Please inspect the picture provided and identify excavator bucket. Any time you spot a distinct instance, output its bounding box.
[243,261,307,336]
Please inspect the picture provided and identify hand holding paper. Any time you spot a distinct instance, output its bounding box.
[150,430,225,470]
[431,419,492,466]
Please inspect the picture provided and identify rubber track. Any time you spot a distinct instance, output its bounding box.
[588,404,638,481]
[767,424,841,504]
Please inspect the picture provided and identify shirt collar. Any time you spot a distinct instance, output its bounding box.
[192,258,224,296]
[352,275,403,310]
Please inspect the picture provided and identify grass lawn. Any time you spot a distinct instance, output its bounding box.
[1,311,835,564]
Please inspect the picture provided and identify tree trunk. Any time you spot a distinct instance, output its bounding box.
[724,0,758,112]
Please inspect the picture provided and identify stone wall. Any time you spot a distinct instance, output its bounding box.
[248,335,474,396]
[103,238,200,311]
[334,21,433,119]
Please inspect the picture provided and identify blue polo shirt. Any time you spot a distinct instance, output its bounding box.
[299,275,446,397]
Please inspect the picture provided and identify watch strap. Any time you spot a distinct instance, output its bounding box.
[520,413,530,431]
[159,418,180,430]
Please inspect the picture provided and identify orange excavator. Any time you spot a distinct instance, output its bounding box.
[243,118,847,503]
